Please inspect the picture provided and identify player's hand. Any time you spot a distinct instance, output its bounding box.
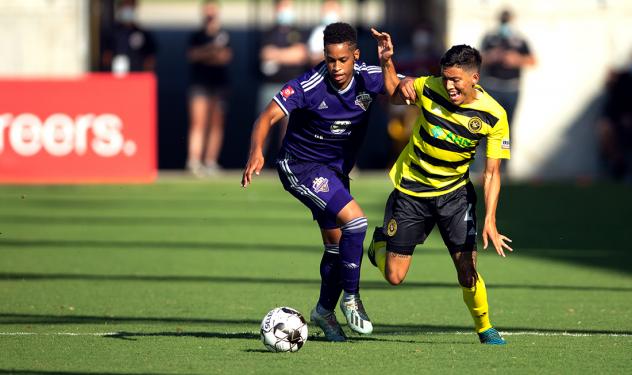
[241,151,264,188]
[398,77,417,104]
[370,28,394,64]
[482,223,513,257]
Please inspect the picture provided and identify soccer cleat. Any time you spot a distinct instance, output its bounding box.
[367,227,386,267]
[339,294,373,335]
[310,307,347,342]
[478,327,506,345]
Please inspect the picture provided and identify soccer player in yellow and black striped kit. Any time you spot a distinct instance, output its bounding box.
[369,29,513,344]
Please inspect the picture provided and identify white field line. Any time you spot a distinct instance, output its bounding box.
[0,331,630,337]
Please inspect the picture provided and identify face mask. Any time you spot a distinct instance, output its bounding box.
[499,24,512,38]
[277,8,295,26]
[117,6,135,24]
[322,11,339,25]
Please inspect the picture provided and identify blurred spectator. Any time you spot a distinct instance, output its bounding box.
[186,0,233,176]
[597,60,632,181]
[480,8,535,126]
[307,0,343,66]
[102,0,156,74]
[258,0,308,164]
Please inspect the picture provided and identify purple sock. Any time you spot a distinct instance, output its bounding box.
[317,244,342,311]
[339,217,368,294]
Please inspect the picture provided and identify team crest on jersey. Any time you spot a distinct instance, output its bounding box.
[312,177,329,193]
[280,85,295,101]
[354,92,372,111]
[386,219,397,237]
[330,120,351,135]
[467,117,483,133]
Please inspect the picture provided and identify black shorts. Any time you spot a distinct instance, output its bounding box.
[381,182,478,255]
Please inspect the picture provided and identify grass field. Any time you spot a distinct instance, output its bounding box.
[1,173,631,374]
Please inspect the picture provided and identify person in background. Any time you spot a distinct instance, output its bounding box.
[480,8,535,126]
[597,55,632,181]
[257,0,308,165]
[307,0,343,67]
[102,0,156,74]
[186,0,233,176]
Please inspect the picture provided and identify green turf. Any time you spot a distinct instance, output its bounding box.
[1,173,631,374]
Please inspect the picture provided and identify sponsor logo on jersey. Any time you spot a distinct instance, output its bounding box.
[312,176,329,193]
[467,117,483,133]
[280,86,295,101]
[354,92,372,111]
[330,120,351,135]
[386,219,397,236]
[430,125,475,148]
[318,100,328,110]
[502,139,511,149]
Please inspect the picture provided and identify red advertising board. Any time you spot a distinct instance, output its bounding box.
[0,73,156,183]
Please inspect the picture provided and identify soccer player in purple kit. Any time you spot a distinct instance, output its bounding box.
[242,22,387,342]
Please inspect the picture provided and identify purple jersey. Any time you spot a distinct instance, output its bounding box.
[272,61,384,175]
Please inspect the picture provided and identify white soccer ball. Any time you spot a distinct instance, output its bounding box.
[260,307,308,353]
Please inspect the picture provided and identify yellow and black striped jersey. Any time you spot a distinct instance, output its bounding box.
[390,76,511,198]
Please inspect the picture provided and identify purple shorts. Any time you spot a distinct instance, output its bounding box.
[276,154,352,229]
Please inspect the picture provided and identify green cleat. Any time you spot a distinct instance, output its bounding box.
[367,227,386,267]
[478,327,506,345]
[339,293,373,335]
[310,307,347,342]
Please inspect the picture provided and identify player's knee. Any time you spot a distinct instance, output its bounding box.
[340,216,368,235]
[457,270,477,288]
[385,268,406,286]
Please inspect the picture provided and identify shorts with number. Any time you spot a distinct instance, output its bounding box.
[276,153,352,229]
[381,182,477,254]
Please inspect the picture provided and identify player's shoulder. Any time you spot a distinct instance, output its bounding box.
[478,87,508,121]
[353,61,382,77]
[295,62,328,94]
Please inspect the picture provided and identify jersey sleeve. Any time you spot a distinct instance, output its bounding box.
[486,110,511,159]
[412,76,430,107]
[272,78,306,117]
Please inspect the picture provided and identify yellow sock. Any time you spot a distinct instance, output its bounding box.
[461,273,492,333]
[373,240,387,278]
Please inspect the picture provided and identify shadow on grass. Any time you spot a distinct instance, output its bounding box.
[1,272,631,292]
[2,313,630,336]
[0,239,317,253]
[0,371,174,375]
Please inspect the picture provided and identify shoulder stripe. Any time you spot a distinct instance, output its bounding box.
[300,65,327,88]
[423,86,500,127]
[417,117,477,153]
[303,76,324,92]
[413,145,471,169]
[421,107,483,140]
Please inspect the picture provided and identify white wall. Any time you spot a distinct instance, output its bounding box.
[447,0,632,180]
[0,0,89,77]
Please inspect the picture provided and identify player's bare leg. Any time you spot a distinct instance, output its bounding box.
[367,227,412,285]
[203,95,225,174]
[336,200,373,335]
[187,94,209,176]
[452,251,505,344]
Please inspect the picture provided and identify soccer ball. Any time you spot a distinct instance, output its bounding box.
[260,307,308,352]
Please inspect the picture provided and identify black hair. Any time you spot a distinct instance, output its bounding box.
[440,45,481,72]
[323,22,357,49]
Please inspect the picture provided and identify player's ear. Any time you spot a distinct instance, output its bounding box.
[471,72,480,86]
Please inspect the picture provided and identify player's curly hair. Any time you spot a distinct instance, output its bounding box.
[323,22,357,49]
[440,45,482,72]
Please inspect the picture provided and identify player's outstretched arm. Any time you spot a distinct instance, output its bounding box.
[241,101,286,188]
[370,28,416,105]
[481,158,513,257]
